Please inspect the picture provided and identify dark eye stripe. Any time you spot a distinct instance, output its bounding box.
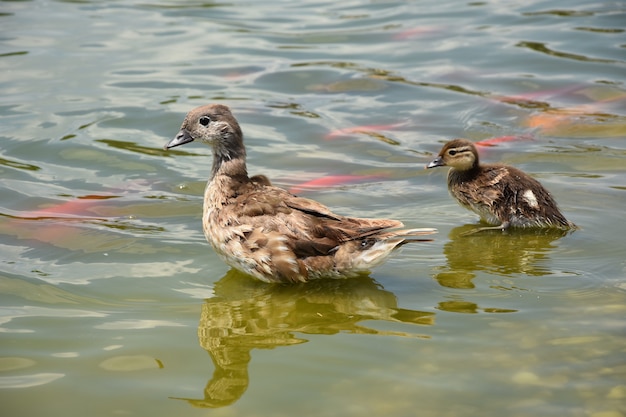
[451,146,472,155]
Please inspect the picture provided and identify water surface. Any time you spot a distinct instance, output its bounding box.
[1,1,625,416]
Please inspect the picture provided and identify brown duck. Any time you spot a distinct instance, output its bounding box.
[426,138,576,234]
[164,104,436,283]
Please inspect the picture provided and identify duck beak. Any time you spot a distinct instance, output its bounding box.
[426,156,445,169]
[164,129,194,150]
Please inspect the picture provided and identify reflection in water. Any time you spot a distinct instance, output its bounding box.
[175,270,435,408]
[434,225,571,289]
[436,300,517,314]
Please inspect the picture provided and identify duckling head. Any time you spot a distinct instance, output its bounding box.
[426,138,478,172]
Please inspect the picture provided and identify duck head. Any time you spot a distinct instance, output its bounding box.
[164,104,246,161]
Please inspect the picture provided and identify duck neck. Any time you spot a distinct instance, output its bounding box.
[209,126,249,176]
[206,153,252,208]
[211,152,248,181]
[449,164,480,184]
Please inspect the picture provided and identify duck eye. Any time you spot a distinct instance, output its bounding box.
[199,116,211,126]
[448,149,457,156]
[360,239,374,249]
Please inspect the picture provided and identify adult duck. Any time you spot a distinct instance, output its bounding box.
[165,104,436,283]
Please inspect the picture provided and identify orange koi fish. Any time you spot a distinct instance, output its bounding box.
[393,26,440,40]
[325,122,405,139]
[289,174,385,194]
[475,134,534,147]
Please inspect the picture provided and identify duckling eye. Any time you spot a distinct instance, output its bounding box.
[199,116,211,126]
[448,149,457,156]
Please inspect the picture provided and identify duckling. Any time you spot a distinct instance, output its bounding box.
[426,138,576,234]
[164,104,436,283]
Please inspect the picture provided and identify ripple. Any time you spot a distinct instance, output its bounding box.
[0,357,36,372]
[0,373,64,389]
[516,40,621,64]
[95,320,186,330]
[98,356,162,372]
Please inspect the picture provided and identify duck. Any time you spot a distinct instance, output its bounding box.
[164,104,436,283]
[426,138,576,234]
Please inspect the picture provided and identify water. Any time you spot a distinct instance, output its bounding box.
[1,0,625,416]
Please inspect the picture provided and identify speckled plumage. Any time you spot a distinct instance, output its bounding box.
[426,138,576,233]
[165,104,436,283]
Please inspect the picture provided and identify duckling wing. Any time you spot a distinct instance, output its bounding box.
[449,165,506,207]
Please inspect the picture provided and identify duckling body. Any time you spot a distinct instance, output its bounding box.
[165,104,436,283]
[427,138,576,232]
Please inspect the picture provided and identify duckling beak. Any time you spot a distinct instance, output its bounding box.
[426,156,445,169]
[164,129,194,150]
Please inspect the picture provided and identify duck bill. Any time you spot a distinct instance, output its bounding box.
[426,156,445,169]
[164,129,194,150]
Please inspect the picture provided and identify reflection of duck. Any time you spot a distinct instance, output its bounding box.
[436,299,517,314]
[434,225,570,289]
[173,269,435,408]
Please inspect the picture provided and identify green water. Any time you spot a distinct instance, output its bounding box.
[1,1,625,416]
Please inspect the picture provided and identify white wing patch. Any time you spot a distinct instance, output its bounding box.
[522,189,539,208]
